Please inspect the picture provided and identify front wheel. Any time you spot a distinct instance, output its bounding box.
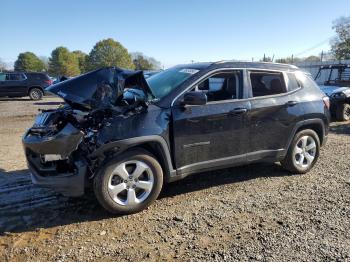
[29,88,43,100]
[281,129,320,174]
[93,149,163,214]
[335,103,350,121]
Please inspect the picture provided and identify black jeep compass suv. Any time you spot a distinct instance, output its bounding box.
[0,72,52,100]
[22,62,330,214]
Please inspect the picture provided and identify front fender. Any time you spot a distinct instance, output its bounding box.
[89,135,176,177]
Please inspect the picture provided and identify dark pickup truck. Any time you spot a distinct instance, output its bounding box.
[315,64,350,121]
[22,62,330,214]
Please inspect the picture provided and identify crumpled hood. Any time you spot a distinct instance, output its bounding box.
[46,67,154,109]
[319,85,350,96]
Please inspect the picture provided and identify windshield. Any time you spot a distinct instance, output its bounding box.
[146,67,198,99]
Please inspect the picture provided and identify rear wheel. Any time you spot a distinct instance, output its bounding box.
[281,129,320,174]
[94,149,163,214]
[29,88,43,100]
[335,103,350,121]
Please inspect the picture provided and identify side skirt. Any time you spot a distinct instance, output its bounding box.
[168,149,285,182]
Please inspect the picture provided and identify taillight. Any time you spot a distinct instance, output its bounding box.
[45,79,53,85]
[323,96,330,110]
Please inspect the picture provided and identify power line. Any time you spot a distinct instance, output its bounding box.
[294,37,332,57]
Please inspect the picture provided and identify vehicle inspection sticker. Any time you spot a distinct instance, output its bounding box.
[179,69,199,74]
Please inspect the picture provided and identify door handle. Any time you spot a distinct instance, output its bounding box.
[286,101,298,106]
[229,108,248,115]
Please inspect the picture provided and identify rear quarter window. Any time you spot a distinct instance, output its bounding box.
[287,73,301,91]
[295,72,319,89]
[28,73,48,81]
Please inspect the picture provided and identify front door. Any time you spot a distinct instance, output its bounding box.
[171,70,251,174]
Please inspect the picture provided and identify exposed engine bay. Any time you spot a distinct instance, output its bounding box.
[22,67,154,195]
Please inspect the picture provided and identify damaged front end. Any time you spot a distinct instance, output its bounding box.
[22,67,154,197]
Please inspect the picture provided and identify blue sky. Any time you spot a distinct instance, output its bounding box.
[1,0,348,68]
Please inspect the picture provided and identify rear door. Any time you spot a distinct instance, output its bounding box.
[171,70,251,173]
[247,70,302,160]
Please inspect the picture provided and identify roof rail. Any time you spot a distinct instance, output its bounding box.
[213,60,298,69]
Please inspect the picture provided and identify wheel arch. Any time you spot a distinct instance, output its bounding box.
[135,142,173,182]
[287,119,326,149]
[28,86,44,95]
[90,135,176,182]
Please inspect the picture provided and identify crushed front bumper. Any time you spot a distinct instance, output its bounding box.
[22,120,87,197]
[28,158,86,197]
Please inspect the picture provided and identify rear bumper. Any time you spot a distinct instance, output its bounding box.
[28,159,86,197]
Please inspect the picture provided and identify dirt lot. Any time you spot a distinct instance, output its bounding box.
[0,97,349,261]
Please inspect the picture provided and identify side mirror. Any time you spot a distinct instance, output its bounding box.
[183,91,207,106]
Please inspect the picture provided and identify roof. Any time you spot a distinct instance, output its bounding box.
[2,71,47,74]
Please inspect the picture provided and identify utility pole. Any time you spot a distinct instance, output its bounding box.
[291,54,294,63]
[320,50,324,62]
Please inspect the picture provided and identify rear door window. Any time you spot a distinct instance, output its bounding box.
[249,71,286,97]
[6,73,26,81]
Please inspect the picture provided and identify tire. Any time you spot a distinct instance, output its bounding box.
[29,88,43,100]
[93,149,163,214]
[335,103,350,121]
[281,129,320,174]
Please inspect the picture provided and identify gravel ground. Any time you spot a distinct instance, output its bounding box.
[0,97,349,261]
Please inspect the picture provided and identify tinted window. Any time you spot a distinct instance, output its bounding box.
[28,73,48,81]
[6,73,25,81]
[287,73,301,91]
[195,71,242,102]
[250,71,286,97]
[0,73,5,81]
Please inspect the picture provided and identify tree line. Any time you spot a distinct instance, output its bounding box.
[11,38,161,76]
